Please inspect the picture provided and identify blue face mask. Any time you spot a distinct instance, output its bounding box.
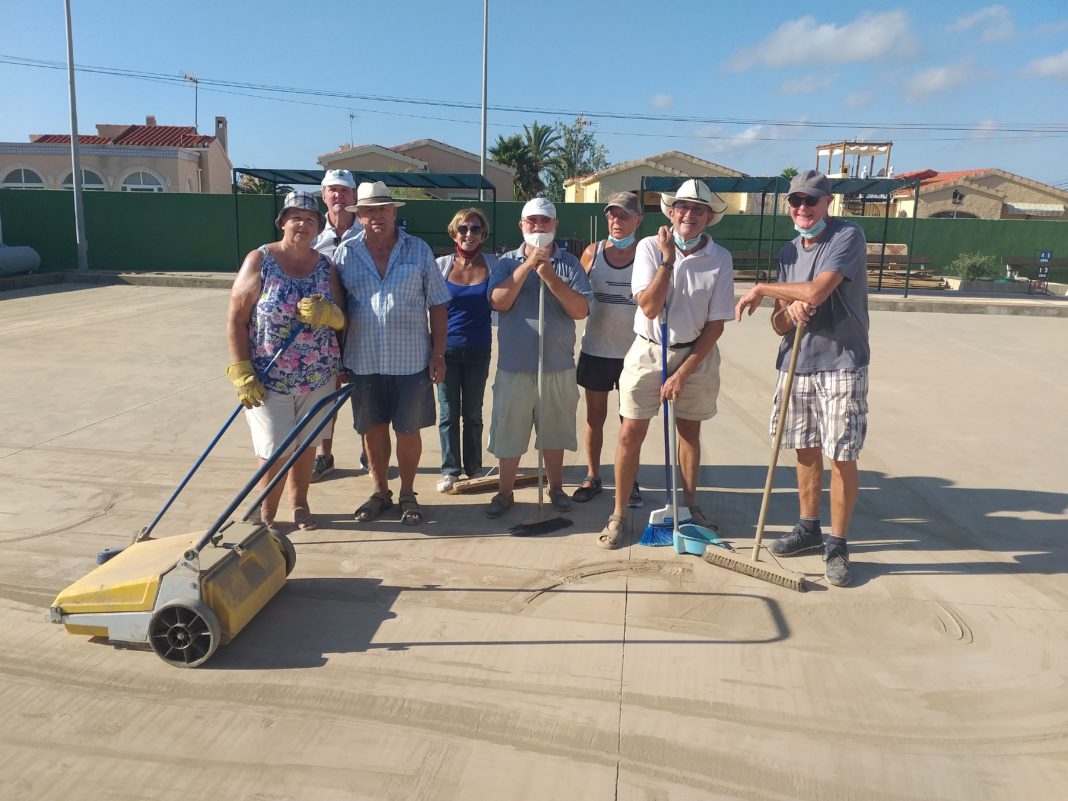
[794,217,828,239]
[608,233,636,248]
[673,230,703,251]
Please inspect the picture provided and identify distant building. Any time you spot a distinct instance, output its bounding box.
[563,151,750,214]
[318,138,515,201]
[891,168,1068,220]
[0,116,232,194]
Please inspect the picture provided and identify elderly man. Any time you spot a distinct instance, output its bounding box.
[335,180,451,526]
[484,197,592,522]
[310,169,362,482]
[573,192,644,508]
[599,179,734,549]
[735,169,868,587]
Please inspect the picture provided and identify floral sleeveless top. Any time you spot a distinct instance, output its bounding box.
[249,245,341,394]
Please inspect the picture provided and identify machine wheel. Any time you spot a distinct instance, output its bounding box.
[269,530,297,577]
[148,599,221,668]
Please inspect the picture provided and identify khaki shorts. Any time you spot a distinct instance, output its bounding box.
[488,368,580,458]
[244,382,336,460]
[619,337,721,421]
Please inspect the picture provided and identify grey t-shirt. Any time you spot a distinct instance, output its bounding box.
[489,245,593,373]
[777,218,869,373]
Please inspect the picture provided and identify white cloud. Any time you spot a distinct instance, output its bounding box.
[1035,19,1068,36]
[694,124,769,156]
[728,12,914,71]
[843,90,873,109]
[650,94,673,109]
[1023,49,1068,79]
[778,74,837,95]
[950,5,1016,43]
[967,119,1002,140]
[904,61,979,102]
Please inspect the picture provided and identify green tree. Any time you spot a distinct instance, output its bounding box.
[237,175,293,195]
[522,120,560,195]
[489,133,540,200]
[781,166,799,180]
[544,115,610,203]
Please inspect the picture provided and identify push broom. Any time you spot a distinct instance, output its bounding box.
[509,268,571,536]
[701,321,808,592]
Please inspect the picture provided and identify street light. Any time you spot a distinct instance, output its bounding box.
[64,0,88,272]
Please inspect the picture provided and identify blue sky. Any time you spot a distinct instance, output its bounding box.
[2,1,1066,186]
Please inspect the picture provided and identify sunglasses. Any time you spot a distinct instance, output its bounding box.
[457,225,482,235]
[787,194,821,208]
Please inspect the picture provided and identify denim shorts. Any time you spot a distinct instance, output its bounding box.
[348,370,436,435]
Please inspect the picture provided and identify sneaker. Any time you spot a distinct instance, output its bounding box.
[824,537,853,587]
[768,524,823,556]
[311,454,334,483]
[549,489,572,512]
[628,482,644,509]
[485,493,514,519]
[437,474,459,493]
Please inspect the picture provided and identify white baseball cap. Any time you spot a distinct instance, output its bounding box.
[521,197,557,219]
[321,169,356,189]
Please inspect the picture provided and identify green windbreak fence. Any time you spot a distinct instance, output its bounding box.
[2,188,1067,282]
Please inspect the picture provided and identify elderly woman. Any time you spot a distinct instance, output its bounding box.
[226,191,346,531]
[434,207,496,492]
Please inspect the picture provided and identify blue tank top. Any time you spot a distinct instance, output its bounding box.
[445,279,492,349]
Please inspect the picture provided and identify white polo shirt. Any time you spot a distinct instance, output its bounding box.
[631,234,735,345]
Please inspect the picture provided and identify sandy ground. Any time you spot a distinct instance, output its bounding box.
[1,283,1066,801]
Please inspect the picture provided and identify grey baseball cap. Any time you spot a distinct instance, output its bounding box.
[788,169,831,197]
[603,191,641,216]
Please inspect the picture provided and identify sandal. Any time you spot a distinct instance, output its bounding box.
[354,490,393,523]
[572,476,603,503]
[293,507,317,532]
[398,492,422,526]
[687,505,719,532]
[597,514,626,550]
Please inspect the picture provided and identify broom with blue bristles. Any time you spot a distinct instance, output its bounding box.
[640,308,691,546]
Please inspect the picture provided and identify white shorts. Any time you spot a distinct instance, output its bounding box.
[244,382,337,460]
[770,367,868,461]
[488,368,580,458]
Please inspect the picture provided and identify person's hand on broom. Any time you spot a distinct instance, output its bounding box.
[660,367,688,403]
[226,360,266,408]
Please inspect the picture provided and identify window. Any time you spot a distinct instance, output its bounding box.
[62,169,106,190]
[1,167,45,189]
[121,170,163,193]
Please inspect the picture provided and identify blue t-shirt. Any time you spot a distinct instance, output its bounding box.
[489,245,593,373]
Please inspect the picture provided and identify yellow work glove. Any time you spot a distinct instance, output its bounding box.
[226,360,266,408]
[297,294,345,330]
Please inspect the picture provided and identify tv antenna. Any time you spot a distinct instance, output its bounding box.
[182,73,199,130]
[348,112,357,148]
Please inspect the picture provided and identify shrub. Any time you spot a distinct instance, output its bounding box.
[949,252,998,280]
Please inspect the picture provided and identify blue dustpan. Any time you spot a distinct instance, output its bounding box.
[673,523,733,556]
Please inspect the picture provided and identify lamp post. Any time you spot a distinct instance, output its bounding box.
[64,0,88,272]
[479,0,488,201]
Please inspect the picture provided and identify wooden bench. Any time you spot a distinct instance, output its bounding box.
[1002,257,1067,295]
[729,250,778,282]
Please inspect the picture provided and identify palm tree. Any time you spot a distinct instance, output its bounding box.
[522,120,560,194]
[490,134,539,200]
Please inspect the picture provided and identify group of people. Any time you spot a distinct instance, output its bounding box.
[226,167,869,587]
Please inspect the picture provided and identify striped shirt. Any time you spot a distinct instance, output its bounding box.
[580,241,638,359]
[336,227,451,376]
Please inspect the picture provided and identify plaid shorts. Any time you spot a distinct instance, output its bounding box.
[770,367,868,461]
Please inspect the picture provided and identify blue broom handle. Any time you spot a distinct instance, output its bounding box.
[660,307,671,496]
[139,324,305,539]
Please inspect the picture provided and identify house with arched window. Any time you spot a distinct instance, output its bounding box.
[0,115,232,194]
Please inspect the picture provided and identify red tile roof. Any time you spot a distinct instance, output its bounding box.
[30,125,215,148]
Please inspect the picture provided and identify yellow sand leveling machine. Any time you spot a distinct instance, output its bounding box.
[49,379,353,667]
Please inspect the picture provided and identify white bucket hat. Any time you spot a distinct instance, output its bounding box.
[660,179,727,227]
[347,180,405,210]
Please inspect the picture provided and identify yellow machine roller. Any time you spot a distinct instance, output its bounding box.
[49,379,352,667]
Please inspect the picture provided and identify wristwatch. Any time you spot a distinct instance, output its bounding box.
[661,260,674,271]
